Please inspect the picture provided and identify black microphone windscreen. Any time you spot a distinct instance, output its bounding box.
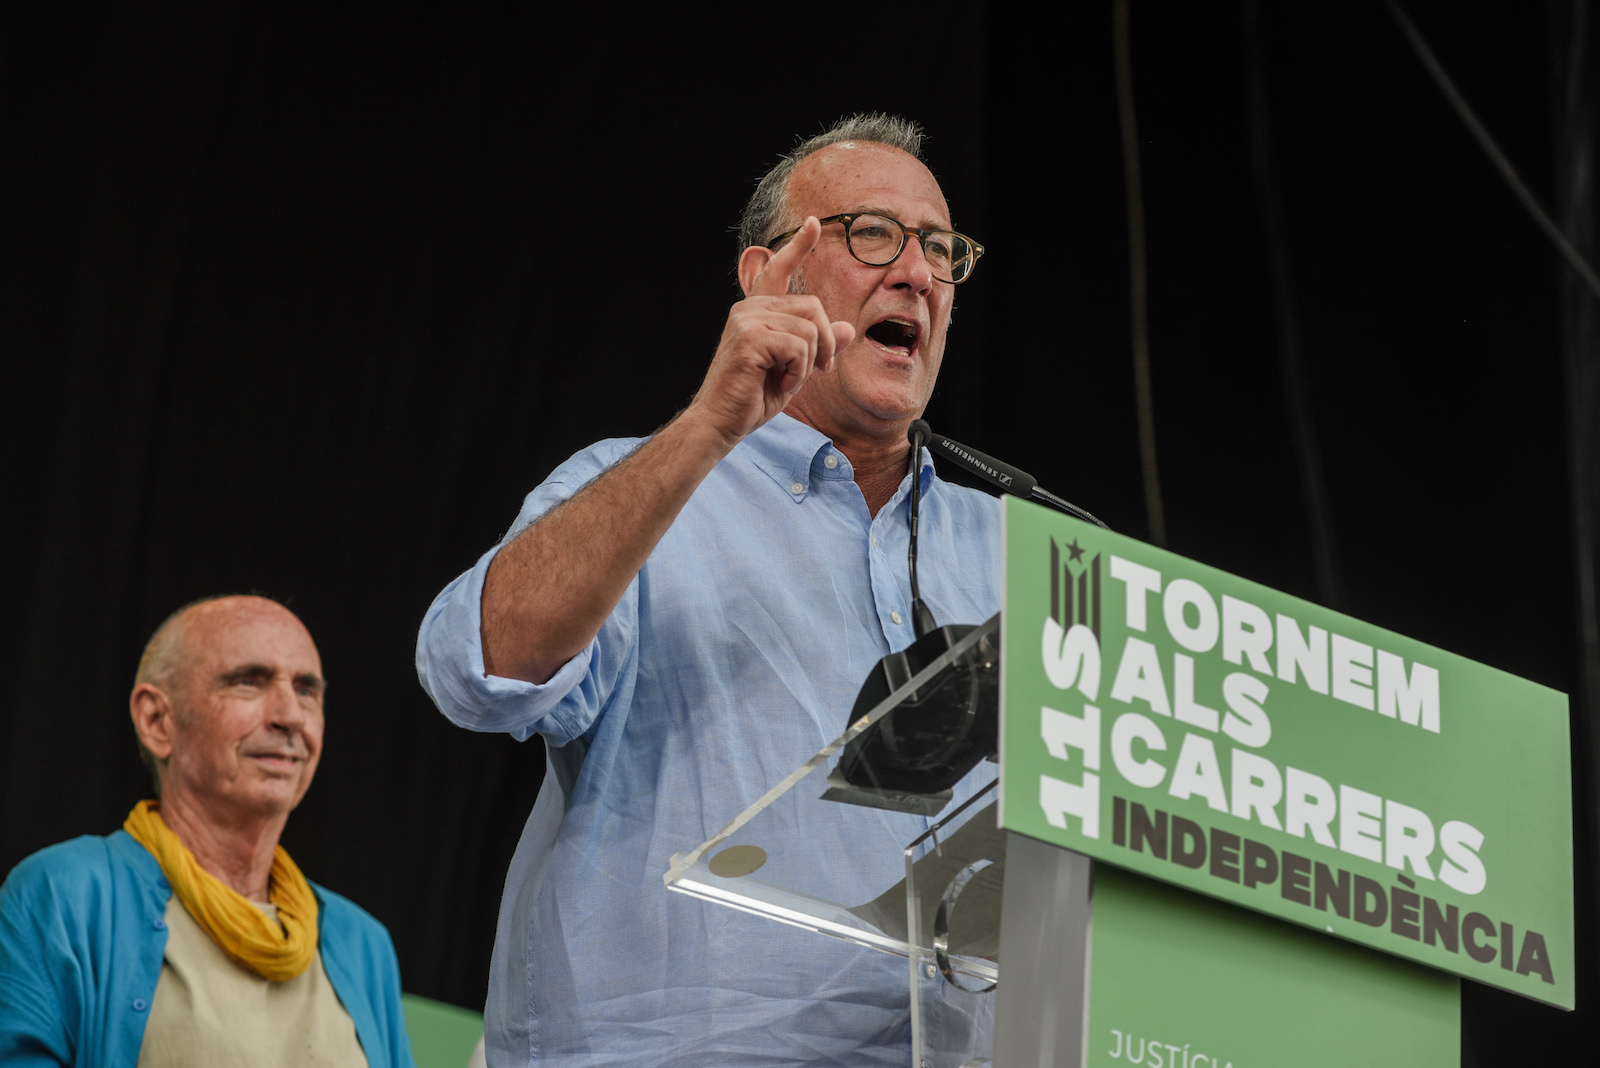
[926,434,1038,497]
[908,419,932,446]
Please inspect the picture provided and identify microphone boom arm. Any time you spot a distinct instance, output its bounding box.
[1029,486,1109,529]
[909,420,1110,530]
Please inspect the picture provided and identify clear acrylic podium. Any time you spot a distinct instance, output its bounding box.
[662,617,1093,1067]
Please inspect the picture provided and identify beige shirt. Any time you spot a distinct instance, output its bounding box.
[136,895,369,1067]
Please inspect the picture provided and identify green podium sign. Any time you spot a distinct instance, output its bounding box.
[1088,865,1459,1067]
[998,497,1574,1009]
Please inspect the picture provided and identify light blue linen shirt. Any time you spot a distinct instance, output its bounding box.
[416,413,1002,1067]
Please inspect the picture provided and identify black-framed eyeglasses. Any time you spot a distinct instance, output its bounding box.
[766,212,985,284]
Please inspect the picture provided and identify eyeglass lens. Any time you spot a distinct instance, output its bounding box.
[846,214,976,283]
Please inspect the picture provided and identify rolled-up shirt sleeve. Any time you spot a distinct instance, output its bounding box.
[415,438,643,746]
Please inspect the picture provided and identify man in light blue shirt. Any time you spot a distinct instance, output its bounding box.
[417,115,1000,1066]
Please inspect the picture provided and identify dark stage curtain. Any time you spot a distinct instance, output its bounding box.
[0,2,1591,1057]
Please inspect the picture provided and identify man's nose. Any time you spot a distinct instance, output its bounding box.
[265,679,308,728]
[887,237,936,292]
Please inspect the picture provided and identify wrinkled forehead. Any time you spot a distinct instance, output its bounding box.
[181,598,323,682]
[785,141,952,231]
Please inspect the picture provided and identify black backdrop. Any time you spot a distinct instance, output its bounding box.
[3,2,1595,1061]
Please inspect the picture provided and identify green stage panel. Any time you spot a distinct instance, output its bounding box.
[1090,864,1459,1067]
[401,993,483,1068]
[1000,497,1574,1008]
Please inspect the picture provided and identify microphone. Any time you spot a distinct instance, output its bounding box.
[909,419,1109,529]
[825,421,1016,811]
[906,420,938,638]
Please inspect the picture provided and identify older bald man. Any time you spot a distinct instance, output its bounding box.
[0,595,414,1067]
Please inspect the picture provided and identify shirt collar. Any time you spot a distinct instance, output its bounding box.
[744,414,834,500]
[742,413,935,501]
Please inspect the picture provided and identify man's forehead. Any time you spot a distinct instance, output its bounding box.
[788,141,951,228]
[183,598,322,676]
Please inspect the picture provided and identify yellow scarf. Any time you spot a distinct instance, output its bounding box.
[124,800,319,981]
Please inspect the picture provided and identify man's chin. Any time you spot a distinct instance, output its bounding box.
[790,374,927,437]
[232,771,312,816]
[853,364,931,413]
[852,388,928,426]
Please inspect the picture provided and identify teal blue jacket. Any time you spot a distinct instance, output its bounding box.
[0,830,415,1067]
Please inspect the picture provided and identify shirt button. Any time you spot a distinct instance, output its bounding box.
[791,482,804,494]
[132,998,148,1012]
[891,611,903,625]
[824,454,838,469]
[153,918,166,930]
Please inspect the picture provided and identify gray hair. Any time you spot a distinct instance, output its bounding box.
[737,113,926,254]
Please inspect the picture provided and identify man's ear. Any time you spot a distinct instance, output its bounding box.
[130,683,177,762]
[737,244,774,297]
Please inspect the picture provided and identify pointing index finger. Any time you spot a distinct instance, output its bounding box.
[751,216,820,297]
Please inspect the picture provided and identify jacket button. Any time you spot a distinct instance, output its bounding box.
[132,999,147,1012]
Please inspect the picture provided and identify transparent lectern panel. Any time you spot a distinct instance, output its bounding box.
[903,794,1002,1068]
[663,617,1003,1067]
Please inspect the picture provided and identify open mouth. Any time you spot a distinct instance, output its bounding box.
[866,317,920,354]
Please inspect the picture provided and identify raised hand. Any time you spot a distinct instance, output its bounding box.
[480,223,856,685]
[687,217,856,449]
